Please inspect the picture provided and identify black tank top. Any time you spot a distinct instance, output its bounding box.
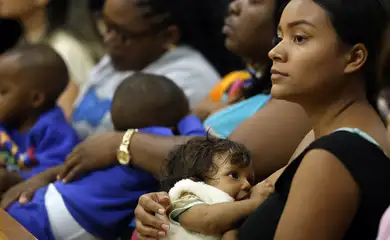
[238,131,390,239]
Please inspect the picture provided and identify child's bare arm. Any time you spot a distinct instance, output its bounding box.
[177,180,274,236]
[178,199,260,236]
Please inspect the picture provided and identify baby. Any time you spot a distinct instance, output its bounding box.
[159,137,273,240]
[0,44,79,193]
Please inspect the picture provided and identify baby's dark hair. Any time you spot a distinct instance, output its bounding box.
[6,44,69,110]
[161,137,252,192]
[111,73,189,130]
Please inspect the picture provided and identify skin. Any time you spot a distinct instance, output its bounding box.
[102,0,177,71]
[270,0,389,239]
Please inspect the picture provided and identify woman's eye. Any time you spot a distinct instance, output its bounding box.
[228,171,240,180]
[293,34,308,44]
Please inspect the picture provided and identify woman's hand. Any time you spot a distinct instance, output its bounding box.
[135,192,171,240]
[57,132,122,183]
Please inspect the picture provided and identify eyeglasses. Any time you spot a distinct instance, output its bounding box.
[94,13,157,44]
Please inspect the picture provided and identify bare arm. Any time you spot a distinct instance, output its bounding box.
[59,98,310,182]
[221,229,239,240]
[58,80,79,120]
[178,199,259,236]
[274,149,359,240]
[230,99,310,180]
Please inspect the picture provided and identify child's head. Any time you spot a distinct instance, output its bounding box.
[0,44,68,130]
[111,73,189,130]
[162,137,254,201]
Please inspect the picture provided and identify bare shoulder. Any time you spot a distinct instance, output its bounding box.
[274,149,360,240]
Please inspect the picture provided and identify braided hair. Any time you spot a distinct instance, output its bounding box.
[135,0,244,76]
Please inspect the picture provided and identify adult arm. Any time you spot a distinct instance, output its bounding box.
[229,99,310,180]
[274,149,360,240]
[59,99,310,182]
[58,80,79,120]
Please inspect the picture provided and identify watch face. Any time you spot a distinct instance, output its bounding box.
[117,151,129,164]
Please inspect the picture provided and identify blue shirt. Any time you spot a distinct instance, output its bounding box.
[8,115,206,240]
[203,94,271,138]
[0,107,79,179]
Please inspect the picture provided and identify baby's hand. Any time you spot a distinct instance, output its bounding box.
[250,179,274,204]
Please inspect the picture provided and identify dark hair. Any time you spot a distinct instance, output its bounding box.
[0,19,22,54]
[46,0,69,34]
[312,0,388,110]
[6,44,69,110]
[111,73,189,131]
[161,137,252,192]
[243,0,290,98]
[135,0,244,76]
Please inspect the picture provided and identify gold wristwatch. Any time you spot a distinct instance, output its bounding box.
[117,129,138,165]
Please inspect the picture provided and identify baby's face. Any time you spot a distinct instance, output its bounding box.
[206,153,254,201]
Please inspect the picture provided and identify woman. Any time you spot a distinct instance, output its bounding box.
[70,0,243,139]
[0,0,96,119]
[136,0,390,239]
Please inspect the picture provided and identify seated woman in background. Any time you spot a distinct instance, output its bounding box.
[0,0,96,119]
[70,0,243,139]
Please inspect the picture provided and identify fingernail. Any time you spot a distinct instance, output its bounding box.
[158,231,166,237]
[161,224,170,231]
[158,209,165,215]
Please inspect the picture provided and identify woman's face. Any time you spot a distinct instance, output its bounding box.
[0,0,43,18]
[268,0,364,103]
[223,0,276,63]
[102,0,170,71]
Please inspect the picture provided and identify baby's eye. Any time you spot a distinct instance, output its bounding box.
[228,171,240,180]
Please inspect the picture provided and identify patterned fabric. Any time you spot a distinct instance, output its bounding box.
[169,193,204,223]
[0,107,79,180]
[0,131,37,171]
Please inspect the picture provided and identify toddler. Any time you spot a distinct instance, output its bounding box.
[160,137,273,240]
[0,44,79,192]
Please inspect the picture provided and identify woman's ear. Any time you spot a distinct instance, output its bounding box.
[162,25,181,50]
[344,43,368,74]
